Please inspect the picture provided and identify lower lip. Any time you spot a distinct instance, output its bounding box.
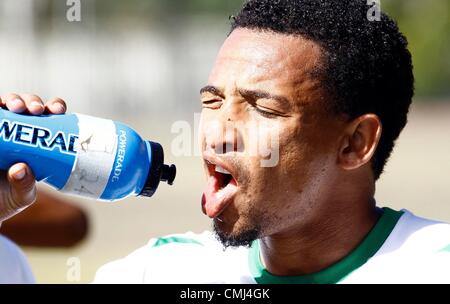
[202,175,238,219]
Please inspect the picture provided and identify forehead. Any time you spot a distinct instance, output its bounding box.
[208,28,323,99]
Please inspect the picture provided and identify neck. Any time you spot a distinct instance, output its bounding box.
[259,195,380,276]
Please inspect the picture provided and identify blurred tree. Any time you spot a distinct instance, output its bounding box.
[384,0,450,97]
[36,0,450,98]
[92,0,450,98]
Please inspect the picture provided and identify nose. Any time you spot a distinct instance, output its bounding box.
[203,102,245,155]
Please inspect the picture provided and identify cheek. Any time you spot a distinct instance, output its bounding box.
[276,131,336,208]
[239,122,307,192]
[198,111,218,150]
[243,119,282,166]
[274,127,319,190]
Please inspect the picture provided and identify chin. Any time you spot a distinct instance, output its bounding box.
[212,217,261,249]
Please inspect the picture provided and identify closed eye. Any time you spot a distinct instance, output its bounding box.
[202,99,222,109]
[252,105,281,118]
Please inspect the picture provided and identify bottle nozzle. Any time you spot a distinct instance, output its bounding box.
[161,164,176,186]
[139,141,176,198]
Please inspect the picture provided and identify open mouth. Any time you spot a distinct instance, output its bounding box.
[214,165,234,191]
[202,158,239,219]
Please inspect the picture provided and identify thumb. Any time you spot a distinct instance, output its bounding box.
[6,163,37,214]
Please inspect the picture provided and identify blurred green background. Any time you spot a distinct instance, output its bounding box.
[33,0,450,98]
[0,0,449,283]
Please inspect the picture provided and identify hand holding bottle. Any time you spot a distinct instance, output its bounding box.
[0,94,67,226]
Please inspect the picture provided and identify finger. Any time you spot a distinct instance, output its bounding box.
[44,97,67,115]
[20,94,45,115]
[2,93,27,113]
[0,96,5,108]
[6,163,37,211]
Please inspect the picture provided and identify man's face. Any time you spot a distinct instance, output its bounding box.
[199,28,345,247]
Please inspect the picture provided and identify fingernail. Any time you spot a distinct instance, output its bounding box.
[12,168,26,181]
[12,99,24,106]
[30,101,44,108]
[52,103,65,113]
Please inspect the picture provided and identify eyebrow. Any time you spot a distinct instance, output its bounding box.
[200,85,225,98]
[238,88,290,107]
[200,85,290,107]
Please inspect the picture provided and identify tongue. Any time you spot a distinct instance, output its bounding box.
[202,174,238,218]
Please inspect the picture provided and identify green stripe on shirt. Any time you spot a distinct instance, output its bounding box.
[438,244,450,253]
[248,207,404,284]
[153,236,203,247]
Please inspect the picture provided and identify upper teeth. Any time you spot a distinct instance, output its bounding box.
[215,166,231,175]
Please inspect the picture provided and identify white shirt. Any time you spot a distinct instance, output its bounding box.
[0,235,35,284]
[94,208,450,284]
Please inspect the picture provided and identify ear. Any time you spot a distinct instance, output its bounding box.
[337,114,382,172]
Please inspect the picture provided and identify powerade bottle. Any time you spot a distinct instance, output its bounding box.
[0,109,176,201]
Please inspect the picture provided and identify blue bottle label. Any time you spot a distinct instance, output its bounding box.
[0,119,78,155]
[0,111,78,189]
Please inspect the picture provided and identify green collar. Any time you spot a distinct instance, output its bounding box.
[248,207,403,284]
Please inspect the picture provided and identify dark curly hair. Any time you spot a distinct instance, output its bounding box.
[230,0,414,180]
